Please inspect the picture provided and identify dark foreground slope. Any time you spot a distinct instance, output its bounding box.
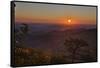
[13,28,97,66]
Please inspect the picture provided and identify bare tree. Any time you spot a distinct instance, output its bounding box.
[64,38,89,63]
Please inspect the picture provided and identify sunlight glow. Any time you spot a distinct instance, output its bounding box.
[68,19,71,23]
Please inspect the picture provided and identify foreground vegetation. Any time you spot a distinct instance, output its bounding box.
[12,24,97,66]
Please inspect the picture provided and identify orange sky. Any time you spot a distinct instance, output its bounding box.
[15,2,97,26]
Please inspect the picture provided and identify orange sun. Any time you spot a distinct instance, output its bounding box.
[59,18,73,25]
[68,19,71,23]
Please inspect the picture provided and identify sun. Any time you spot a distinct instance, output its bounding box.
[60,18,73,25]
[68,19,71,23]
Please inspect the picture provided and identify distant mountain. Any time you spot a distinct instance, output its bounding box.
[15,23,96,33]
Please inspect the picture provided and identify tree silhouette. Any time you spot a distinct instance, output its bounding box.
[20,23,29,35]
[14,23,29,47]
[64,38,89,63]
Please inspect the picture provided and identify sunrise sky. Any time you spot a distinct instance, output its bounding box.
[15,2,97,26]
